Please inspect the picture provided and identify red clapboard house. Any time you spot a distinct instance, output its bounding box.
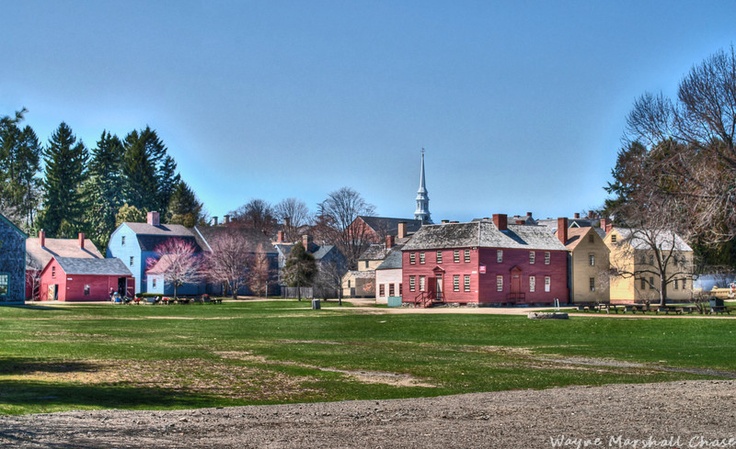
[401,214,569,307]
[39,257,134,302]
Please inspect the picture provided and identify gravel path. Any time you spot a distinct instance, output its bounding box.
[2,380,735,448]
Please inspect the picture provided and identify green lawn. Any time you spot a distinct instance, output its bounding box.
[0,299,734,415]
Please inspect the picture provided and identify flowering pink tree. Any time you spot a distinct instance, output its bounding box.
[148,238,200,299]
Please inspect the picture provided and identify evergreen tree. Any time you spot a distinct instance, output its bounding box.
[0,110,41,229]
[38,123,88,237]
[115,203,146,227]
[84,131,125,249]
[283,242,318,301]
[121,127,180,217]
[167,180,204,228]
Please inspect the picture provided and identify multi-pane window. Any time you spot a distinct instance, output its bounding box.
[611,235,617,243]
[544,252,550,265]
[436,251,443,264]
[379,284,385,297]
[682,278,687,289]
[589,254,595,266]
[453,275,460,292]
[409,253,416,265]
[130,256,134,266]
[51,266,56,278]
[649,277,655,289]
[398,283,403,295]
[152,278,157,289]
[640,277,647,290]
[674,279,679,290]
[84,285,90,296]
[529,251,536,265]
[0,273,8,296]
[464,249,471,263]
[419,276,426,292]
[529,275,536,292]
[389,284,395,296]
[649,255,654,265]
[409,276,416,292]
[589,277,595,292]
[464,275,471,292]
[453,250,460,263]
[419,252,425,264]
[544,276,551,292]
[121,235,126,246]
[497,250,503,263]
[496,275,503,292]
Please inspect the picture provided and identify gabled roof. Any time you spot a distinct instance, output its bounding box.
[27,237,103,269]
[357,216,423,236]
[146,254,176,275]
[194,226,276,254]
[556,226,607,251]
[275,242,337,262]
[359,243,393,261]
[402,220,567,251]
[0,213,27,238]
[610,228,693,252]
[376,246,404,270]
[54,257,132,276]
[120,222,202,252]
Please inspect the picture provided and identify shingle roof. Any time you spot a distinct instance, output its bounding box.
[402,220,567,251]
[375,246,404,270]
[358,216,423,235]
[359,243,392,261]
[194,226,276,254]
[26,237,103,269]
[613,228,693,252]
[0,214,27,238]
[55,257,132,276]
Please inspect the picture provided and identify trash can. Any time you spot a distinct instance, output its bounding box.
[311,299,321,310]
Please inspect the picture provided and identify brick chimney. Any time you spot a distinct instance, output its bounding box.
[600,218,613,234]
[39,230,46,248]
[492,214,507,231]
[78,232,85,250]
[397,222,407,239]
[574,212,580,219]
[212,216,219,226]
[276,230,285,243]
[224,214,231,225]
[385,235,395,249]
[302,234,312,249]
[147,211,160,226]
[557,217,568,245]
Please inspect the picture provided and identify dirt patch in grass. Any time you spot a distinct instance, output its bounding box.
[214,350,437,388]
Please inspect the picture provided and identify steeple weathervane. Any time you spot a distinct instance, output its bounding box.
[414,149,432,223]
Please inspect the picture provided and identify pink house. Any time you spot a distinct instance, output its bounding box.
[401,214,569,306]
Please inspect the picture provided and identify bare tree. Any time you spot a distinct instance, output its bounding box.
[246,244,275,297]
[25,254,42,301]
[203,230,252,299]
[230,199,277,237]
[313,260,346,305]
[623,46,736,243]
[148,238,200,299]
[274,198,312,242]
[315,187,375,270]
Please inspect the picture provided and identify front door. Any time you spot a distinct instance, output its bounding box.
[47,284,57,301]
[435,274,444,301]
[510,266,523,303]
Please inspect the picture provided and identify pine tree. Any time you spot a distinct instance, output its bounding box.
[167,180,203,228]
[0,110,41,229]
[38,123,89,237]
[84,131,125,249]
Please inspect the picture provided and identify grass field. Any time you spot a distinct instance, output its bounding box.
[0,299,734,415]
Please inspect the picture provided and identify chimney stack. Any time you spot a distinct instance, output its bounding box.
[277,230,285,243]
[492,214,507,231]
[385,235,395,249]
[398,222,407,239]
[147,211,160,226]
[78,232,85,250]
[600,218,613,234]
[224,214,231,225]
[574,212,580,219]
[302,234,312,249]
[557,217,568,245]
[212,216,219,226]
[39,230,46,248]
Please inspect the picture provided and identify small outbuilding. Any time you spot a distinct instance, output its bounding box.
[40,257,134,301]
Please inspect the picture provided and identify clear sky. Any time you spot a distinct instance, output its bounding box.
[2,1,735,224]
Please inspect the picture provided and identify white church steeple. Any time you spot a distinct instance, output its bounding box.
[414,149,432,224]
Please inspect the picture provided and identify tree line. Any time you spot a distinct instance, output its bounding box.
[603,45,736,275]
[0,112,204,249]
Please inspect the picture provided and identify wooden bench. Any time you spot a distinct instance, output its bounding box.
[710,306,730,315]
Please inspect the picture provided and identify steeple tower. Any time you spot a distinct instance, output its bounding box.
[414,149,432,224]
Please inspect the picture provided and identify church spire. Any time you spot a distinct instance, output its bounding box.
[414,149,432,224]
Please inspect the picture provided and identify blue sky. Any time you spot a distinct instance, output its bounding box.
[2,1,735,223]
